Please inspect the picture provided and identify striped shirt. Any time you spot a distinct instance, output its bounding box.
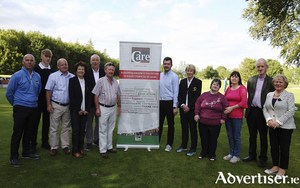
[45,70,74,103]
[92,76,121,106]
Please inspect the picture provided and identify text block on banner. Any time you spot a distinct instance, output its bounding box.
[117,41,161,151]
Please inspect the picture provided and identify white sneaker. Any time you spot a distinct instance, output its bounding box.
[165,144,172,152]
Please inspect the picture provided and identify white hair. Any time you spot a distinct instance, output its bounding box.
[255,58,268,67]
[57,58,68,65]
[90,54,100,61]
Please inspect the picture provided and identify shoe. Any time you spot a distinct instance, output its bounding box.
[30,145,36,154]
[84,143,91,151]
[108,149,117,153]
[93,140,99,147]
[264,169,278,175]
[165,144,172,152]
[50,149,57,156]
[223,154,233,160]
[258,161,267,167]
[22,153,40,159]
[101,153,108,158]
[229,156,240,163]
[63,147,70,155]
[186,149,196,156]
[210,157,216,161]
[80,150,87,156]
[10,159,21,167]
[73,153,83,158]
[41,144,51,150]
[275,171,286,179]
[242,156,256,162]
[176,146,187,153]
[198,154,206,159]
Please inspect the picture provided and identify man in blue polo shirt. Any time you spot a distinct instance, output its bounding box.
[6,54,42,167]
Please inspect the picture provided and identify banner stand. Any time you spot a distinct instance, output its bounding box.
[117,41,162,151]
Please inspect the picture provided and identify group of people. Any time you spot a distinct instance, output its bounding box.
[159,57,296,179]
[6,53,296,178]
[6,49,121,168]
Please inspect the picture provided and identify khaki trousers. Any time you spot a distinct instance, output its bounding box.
[50,102,71,150]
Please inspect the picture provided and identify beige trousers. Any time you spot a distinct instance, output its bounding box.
[50,102,71,150]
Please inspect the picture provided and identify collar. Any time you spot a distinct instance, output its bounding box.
[39,62,51,69]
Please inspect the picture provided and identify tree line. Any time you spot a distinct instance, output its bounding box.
[172,59,300,85]
[0,29,119,75]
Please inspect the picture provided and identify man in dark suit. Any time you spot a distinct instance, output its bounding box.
[243,58,275,167]
[84,54,105,151]
[176,64,202,156]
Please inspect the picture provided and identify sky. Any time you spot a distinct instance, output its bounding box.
[0,0,283,70]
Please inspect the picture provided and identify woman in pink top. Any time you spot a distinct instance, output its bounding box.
[223,71,248,163]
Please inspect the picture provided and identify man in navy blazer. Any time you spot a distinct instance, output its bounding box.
[84,54,105,151]
[243,58,275,167]
[177,64,202,156]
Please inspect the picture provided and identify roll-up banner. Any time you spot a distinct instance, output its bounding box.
[117,41,161,151]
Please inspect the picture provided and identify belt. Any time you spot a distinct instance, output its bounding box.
[99,103,115,108]
[51,100,69,106]
[160,100,173,103]
[251,106,261,109]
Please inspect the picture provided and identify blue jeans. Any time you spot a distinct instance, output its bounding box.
[225,118,243,157]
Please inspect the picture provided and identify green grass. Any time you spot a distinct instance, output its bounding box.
[0,82,299,188]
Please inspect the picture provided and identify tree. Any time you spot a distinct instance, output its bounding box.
[238,58,257,83]
[266,59,283,78]
[216,66,230,79]
[243,0,300,66]
[0,29,120,75]
[203,66,219,79]
[172,61,188,78]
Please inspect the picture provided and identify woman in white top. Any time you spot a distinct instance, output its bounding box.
[263,74,296,179]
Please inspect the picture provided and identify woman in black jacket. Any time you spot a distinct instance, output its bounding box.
[69,61,91,158]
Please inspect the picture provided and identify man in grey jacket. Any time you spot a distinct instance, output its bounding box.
[242,58,275,167]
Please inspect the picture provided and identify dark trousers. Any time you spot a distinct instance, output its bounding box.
[179,108,197,151]
[246,107,268,162]
[269,127,293,169]
[31,96,50,146]
[199,123,221,158]
[71,111,87,153]
[159,101,174,146]
[11,105,38,160]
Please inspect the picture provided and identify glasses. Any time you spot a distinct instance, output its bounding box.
[106,63,115,67]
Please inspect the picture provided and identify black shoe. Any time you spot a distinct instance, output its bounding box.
[22,153,40,159]
[93,140,99,147]
[85,143,92,151]
[242,156,256,162]
[258,161,267,167]
[30,146,37,154]
[10,159,21,167]
[41,143,51,150]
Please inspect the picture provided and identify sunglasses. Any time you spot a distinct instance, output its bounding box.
[107,63,115,67]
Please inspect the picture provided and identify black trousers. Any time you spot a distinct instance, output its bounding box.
[71,111,87,153]
[199,123,221,158]
[246,107,268,162]
[31,96,50,147]
[179,108,197,151]
[11,105,38,160]
[159,101,174,146]
[269,127,293,169]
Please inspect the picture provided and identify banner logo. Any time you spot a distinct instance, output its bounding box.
[131,47,150,63]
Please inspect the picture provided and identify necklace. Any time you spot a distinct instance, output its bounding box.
[274,91,283,97]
